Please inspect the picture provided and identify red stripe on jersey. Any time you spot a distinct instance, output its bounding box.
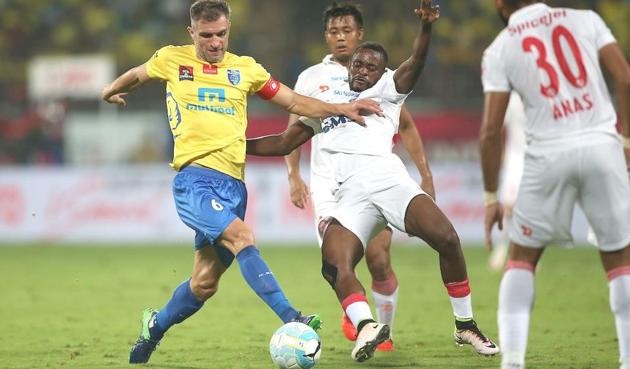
[257,77,281,100]
[444,279,470,298]
[608,265,630,281]
[505,260,535,273]
[341,293,368,311]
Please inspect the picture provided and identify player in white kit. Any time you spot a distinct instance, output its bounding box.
[479,1,630,369]
[284,3,435,351]
[488,91,527,271]
[248,0,499,362]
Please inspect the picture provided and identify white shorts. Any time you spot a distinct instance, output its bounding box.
[511,139,630,251]
[310,173,338,246]
[331,155,424,248]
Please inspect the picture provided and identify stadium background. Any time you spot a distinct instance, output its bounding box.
[0,0,629,244]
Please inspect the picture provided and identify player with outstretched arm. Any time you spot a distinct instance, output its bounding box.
[283,2,435,351]
[248,0,499,362]
[101,0,381,365]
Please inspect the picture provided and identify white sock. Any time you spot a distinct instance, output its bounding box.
[372,287,399,336]
[609,273,630,367]
[498,267,535,368]
[450,294,473,320]
[445,280,473,319]
[342,294,374,329]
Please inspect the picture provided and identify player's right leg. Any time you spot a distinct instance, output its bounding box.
[365,227,398,351]
[497,243,544,369]
[600,245,630,369]
[402,194,499,356]
[129,246,227,364]
[580,140,630,369]
[130,166,240,364]
[321,220,389,362]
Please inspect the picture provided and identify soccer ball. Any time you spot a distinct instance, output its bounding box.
[269,322,321,369]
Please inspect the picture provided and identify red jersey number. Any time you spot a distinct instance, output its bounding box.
[522,25,588,98]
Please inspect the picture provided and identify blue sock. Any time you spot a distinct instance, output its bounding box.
[152,279,204,340]
[237,246,299,323]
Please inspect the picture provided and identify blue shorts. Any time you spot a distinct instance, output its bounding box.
[172,166,248,267]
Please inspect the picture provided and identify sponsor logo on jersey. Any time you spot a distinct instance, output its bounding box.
[227,69,241,85]
[334,89,359,97]
[319,85,330,92]
[508,9,567,36]
[203,64,218,74]
[331,76,347,81]
[179,65,194,81]
[166,92,182,131]
[186,87,235,115]
[321,115,350,133]
[198,87,226,102]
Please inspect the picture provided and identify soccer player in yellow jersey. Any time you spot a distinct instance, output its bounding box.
[101,0,381,364]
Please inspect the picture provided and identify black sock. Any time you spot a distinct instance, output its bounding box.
[357,319,376,333]
[455,318,476,330]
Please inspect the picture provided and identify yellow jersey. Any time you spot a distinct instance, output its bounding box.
[146,45,274,180]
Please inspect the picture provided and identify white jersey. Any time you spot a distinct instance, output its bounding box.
[301,69,409,182]
[293,55,350,179]
[482,4,618,153]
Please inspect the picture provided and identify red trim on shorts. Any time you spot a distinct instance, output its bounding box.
[444,279,470,298]
[256,77,280,100]
[372,272,398,295]
[504,260,535,273]
[341,293,368,311]
[607,266,630,281]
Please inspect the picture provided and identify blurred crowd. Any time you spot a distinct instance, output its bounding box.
[0,0,628,165]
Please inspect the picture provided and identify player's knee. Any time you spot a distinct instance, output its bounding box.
[365,252,391,281]
[190,278,220,301]
[225,228,256,253]
[321,259,338,290]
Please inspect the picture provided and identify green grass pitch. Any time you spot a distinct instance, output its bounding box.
[0,244,620,369]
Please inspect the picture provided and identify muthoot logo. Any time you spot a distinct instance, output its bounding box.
[186,103,236,115]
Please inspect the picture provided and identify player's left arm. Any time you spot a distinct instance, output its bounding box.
[398,104,435,199]
[599,42,630,169]
[266,83,382,124]
[393,0,440,94]
[246,121,315,157]
[479,91,511,248]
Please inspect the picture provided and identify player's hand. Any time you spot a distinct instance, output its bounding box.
[421,177,436,200]
[342,99,383,125]
[288,174,310,209]
[484,202,504,250]
[414,0,440,25]
[103,91,128,107]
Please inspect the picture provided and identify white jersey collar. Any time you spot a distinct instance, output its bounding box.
[508,3,550,25]
[323,54,345,67]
